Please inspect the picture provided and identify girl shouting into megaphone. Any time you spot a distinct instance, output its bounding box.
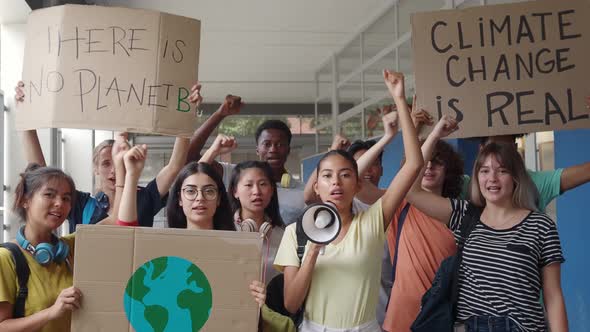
[274,70,424,332]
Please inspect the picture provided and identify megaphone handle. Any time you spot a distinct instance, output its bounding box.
[319,246,325,255]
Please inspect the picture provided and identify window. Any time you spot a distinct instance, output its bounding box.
[1,90,5,242]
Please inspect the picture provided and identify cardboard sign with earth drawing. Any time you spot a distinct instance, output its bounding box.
[72,226,263,332]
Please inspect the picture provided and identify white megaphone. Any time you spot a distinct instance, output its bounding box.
[297,202,342,254]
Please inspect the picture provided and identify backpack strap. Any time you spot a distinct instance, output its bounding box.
[384,202,411,312]
[457,203,482,250]
[295,220,307,263]
[390,202,411,286]
[82,196,98,225]
[450,202,482,304]
[292,217,310,325]
[0,243,31,318]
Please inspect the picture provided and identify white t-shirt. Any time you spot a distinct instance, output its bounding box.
[352,197,371,214]
[221,162,306,226]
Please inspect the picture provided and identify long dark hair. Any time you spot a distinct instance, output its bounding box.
[228,161,284,228]
[432,140,464,198]
[166,162,234,230]
[13,163,76,221]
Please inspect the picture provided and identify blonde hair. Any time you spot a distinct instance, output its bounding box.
[470,142,539,211]
[92,139,114,168]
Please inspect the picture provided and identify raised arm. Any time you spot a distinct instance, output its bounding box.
[380,70,424,227]
[155,137,190,197]
[20,130,46,166]
[15,81,46,166]
[560,161,590,193]
[405,116,459,224]
[118,145,147,224]
[97,133,131,226]
[186,90,243,163]
[355,112,397,176]
[198,134,237,164]
[303,134,350,205]
[352,112,398,205]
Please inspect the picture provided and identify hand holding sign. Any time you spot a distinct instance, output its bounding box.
[47,286,83,320]
[249,280,266,308]
[15,81,25,104]
[188,83,203,105]
[189,83,203,116]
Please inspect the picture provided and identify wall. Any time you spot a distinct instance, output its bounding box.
[555,129,590,330]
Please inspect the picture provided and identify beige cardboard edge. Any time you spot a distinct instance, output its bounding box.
[73,225,262,331]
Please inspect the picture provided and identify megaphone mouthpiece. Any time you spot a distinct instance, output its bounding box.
[314,209,334,229]
[299,202,342,245]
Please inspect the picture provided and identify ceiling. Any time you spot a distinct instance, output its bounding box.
[96,0,401,104]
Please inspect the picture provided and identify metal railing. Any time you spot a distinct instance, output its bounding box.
[311,0,489,153]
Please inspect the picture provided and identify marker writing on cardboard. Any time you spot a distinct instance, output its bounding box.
[47,25,187,63]
[429,8,588,128]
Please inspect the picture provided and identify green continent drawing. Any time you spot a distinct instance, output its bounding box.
[123,256,213,332]
[145,304,169,332]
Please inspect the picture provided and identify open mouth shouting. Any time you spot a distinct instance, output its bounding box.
[329,188,345,201]
[251,197,264,207]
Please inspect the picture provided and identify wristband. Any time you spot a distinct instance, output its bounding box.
[117,220,139,227]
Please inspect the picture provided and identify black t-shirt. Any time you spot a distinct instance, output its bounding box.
[135,178,167,227]
[68,178,166,232]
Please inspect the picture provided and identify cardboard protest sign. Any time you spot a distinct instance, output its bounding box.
[412,0,590,138]
[72,226,262,331]
[17,5,201,136]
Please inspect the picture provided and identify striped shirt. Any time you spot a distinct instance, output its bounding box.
[449,199,564,332]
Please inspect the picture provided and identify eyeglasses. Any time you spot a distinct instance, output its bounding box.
[181,186,218,201]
